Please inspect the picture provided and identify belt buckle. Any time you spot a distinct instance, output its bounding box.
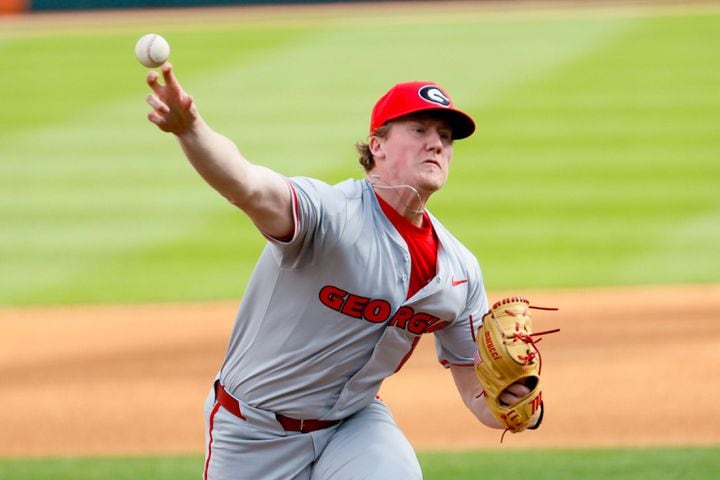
[299,419,305,432]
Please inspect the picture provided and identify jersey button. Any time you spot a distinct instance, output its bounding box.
[401,274,407,281]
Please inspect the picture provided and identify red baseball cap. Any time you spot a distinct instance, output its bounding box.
[370,81,476,140]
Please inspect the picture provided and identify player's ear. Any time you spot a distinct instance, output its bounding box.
[368,135,385,160]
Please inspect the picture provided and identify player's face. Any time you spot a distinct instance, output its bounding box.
[373,115,454,196]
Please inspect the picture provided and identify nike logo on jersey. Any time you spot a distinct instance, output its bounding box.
[451,277,468,287]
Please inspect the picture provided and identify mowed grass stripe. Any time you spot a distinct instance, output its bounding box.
[1,10,718,305]
[440,13,720,288]
[1,12,632,304]
[0,27,316,303]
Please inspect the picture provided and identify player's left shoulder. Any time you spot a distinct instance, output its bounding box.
[427,212,483,285]
[427,213,477,260]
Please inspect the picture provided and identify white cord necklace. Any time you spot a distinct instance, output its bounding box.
[368,175,425,216]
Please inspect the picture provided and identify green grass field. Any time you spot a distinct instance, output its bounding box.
[1,2,719,478]
[1,2,718,306]
[1,447,718,480]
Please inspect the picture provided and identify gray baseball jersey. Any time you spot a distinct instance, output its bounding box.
[218,177,488,419]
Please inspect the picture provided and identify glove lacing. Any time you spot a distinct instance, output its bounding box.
[506,304,560,374]
[499,303,560,442]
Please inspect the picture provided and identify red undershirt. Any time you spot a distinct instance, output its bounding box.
[376,194,439,299]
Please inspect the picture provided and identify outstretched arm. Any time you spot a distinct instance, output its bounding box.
[145,63,293,240]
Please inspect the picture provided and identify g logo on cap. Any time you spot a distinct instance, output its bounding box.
[369,80,475,138]
[418,85,451,107]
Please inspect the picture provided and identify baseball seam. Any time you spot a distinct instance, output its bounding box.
[145,35,158,65]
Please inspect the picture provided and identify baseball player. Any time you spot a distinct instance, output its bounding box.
[144,64,542,480]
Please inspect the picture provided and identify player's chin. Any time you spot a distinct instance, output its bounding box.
[418,173,448,194]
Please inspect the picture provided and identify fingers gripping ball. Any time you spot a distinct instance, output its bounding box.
[135,33,170,68]
[474,297,559,436]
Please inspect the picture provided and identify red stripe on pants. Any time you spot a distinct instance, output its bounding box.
[203,402,222,480]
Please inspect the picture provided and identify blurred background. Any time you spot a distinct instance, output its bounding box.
[0,1,718,479]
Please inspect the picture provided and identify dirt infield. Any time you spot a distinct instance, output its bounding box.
[1,284,718,457]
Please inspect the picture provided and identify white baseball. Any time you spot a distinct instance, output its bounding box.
[135,33,170,68]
